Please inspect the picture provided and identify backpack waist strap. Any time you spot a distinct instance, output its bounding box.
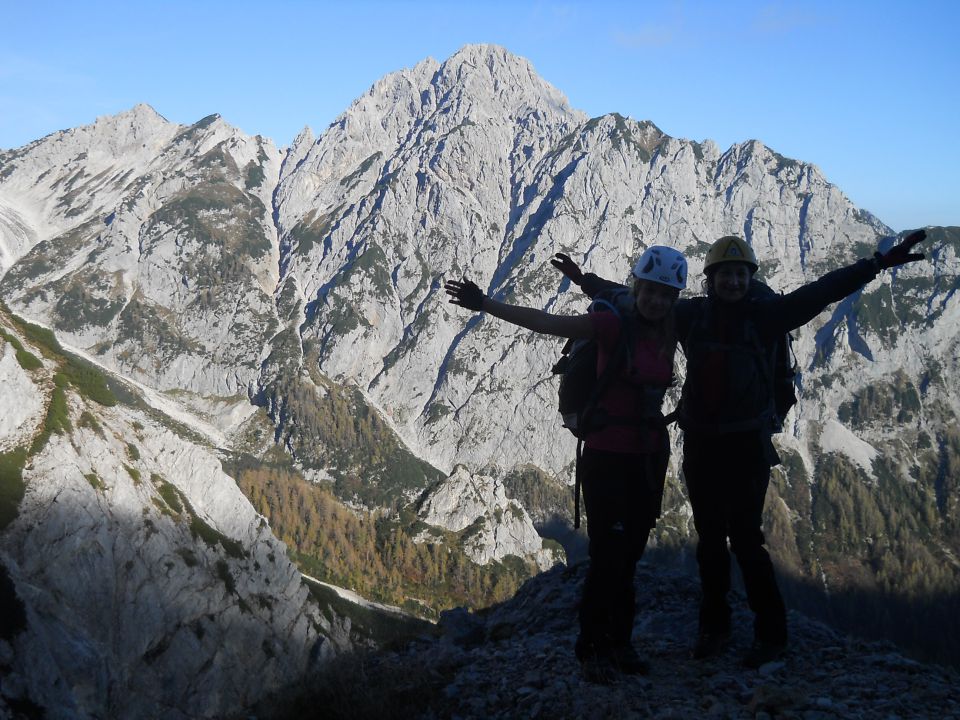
[677,408,775,434]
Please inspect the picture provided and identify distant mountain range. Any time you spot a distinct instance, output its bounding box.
[1,43,958,716]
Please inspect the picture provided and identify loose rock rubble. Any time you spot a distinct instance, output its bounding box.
[300,562,959,720]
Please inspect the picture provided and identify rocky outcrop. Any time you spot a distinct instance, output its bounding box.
[0,316,347,719]
[260,561,960,719]
[417,466,562,570]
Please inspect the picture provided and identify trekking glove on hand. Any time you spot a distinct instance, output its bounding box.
[550,253,584,285]
[445,279,486,312]
[876,229,927,269]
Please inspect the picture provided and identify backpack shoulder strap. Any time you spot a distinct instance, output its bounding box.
[579,311,631,428]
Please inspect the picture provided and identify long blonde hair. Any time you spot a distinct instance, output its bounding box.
[630,278,679,365]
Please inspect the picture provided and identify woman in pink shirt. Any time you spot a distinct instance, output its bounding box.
[445,245,687,683]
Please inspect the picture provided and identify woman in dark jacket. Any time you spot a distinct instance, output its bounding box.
[555,229,926,668]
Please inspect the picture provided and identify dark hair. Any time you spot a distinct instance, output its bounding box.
[702,269,715,297]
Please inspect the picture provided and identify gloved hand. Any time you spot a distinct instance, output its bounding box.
[876,229,927,269]
[550,253,583,285]
[444,278,486,311]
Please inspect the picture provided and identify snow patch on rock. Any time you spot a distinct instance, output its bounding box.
[819,419,878,479]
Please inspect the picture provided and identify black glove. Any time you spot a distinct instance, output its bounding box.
[876,229,926,269]
[444,278,486,312]
[550,253,583,285]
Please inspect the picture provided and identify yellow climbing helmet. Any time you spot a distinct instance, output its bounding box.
[704,235,759,273]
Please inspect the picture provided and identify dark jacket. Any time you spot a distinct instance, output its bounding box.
[581,258,880,435]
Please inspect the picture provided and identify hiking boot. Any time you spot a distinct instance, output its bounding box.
[580,654,618,685]
[742,640,787,669]
[611,644,650,675]
[692,630,732,660]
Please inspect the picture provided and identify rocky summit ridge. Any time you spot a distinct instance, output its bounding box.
[264,561,960,720]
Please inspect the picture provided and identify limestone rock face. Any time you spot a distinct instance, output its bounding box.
[271,45,589,468]
[0,317,345,719]
[418,466,562,570]
[5,46,952,498]
[0,105,283,404]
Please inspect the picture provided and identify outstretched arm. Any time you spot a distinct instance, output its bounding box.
[766,230,929,331]
[444,278,593,340]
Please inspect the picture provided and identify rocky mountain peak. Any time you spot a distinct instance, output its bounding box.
[0,103,181,269]
[273,44,588,310]
[337,44,580,139]
[96,102,170,131]
[58,101,178,160]
[433,43,581,121]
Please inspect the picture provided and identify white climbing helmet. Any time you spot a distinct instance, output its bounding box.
[631,245,688,290]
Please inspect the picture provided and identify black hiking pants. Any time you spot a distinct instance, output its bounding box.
[575,447,658,659]
[683,430,787,645]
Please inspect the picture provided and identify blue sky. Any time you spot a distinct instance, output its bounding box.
[2,0,957,231]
